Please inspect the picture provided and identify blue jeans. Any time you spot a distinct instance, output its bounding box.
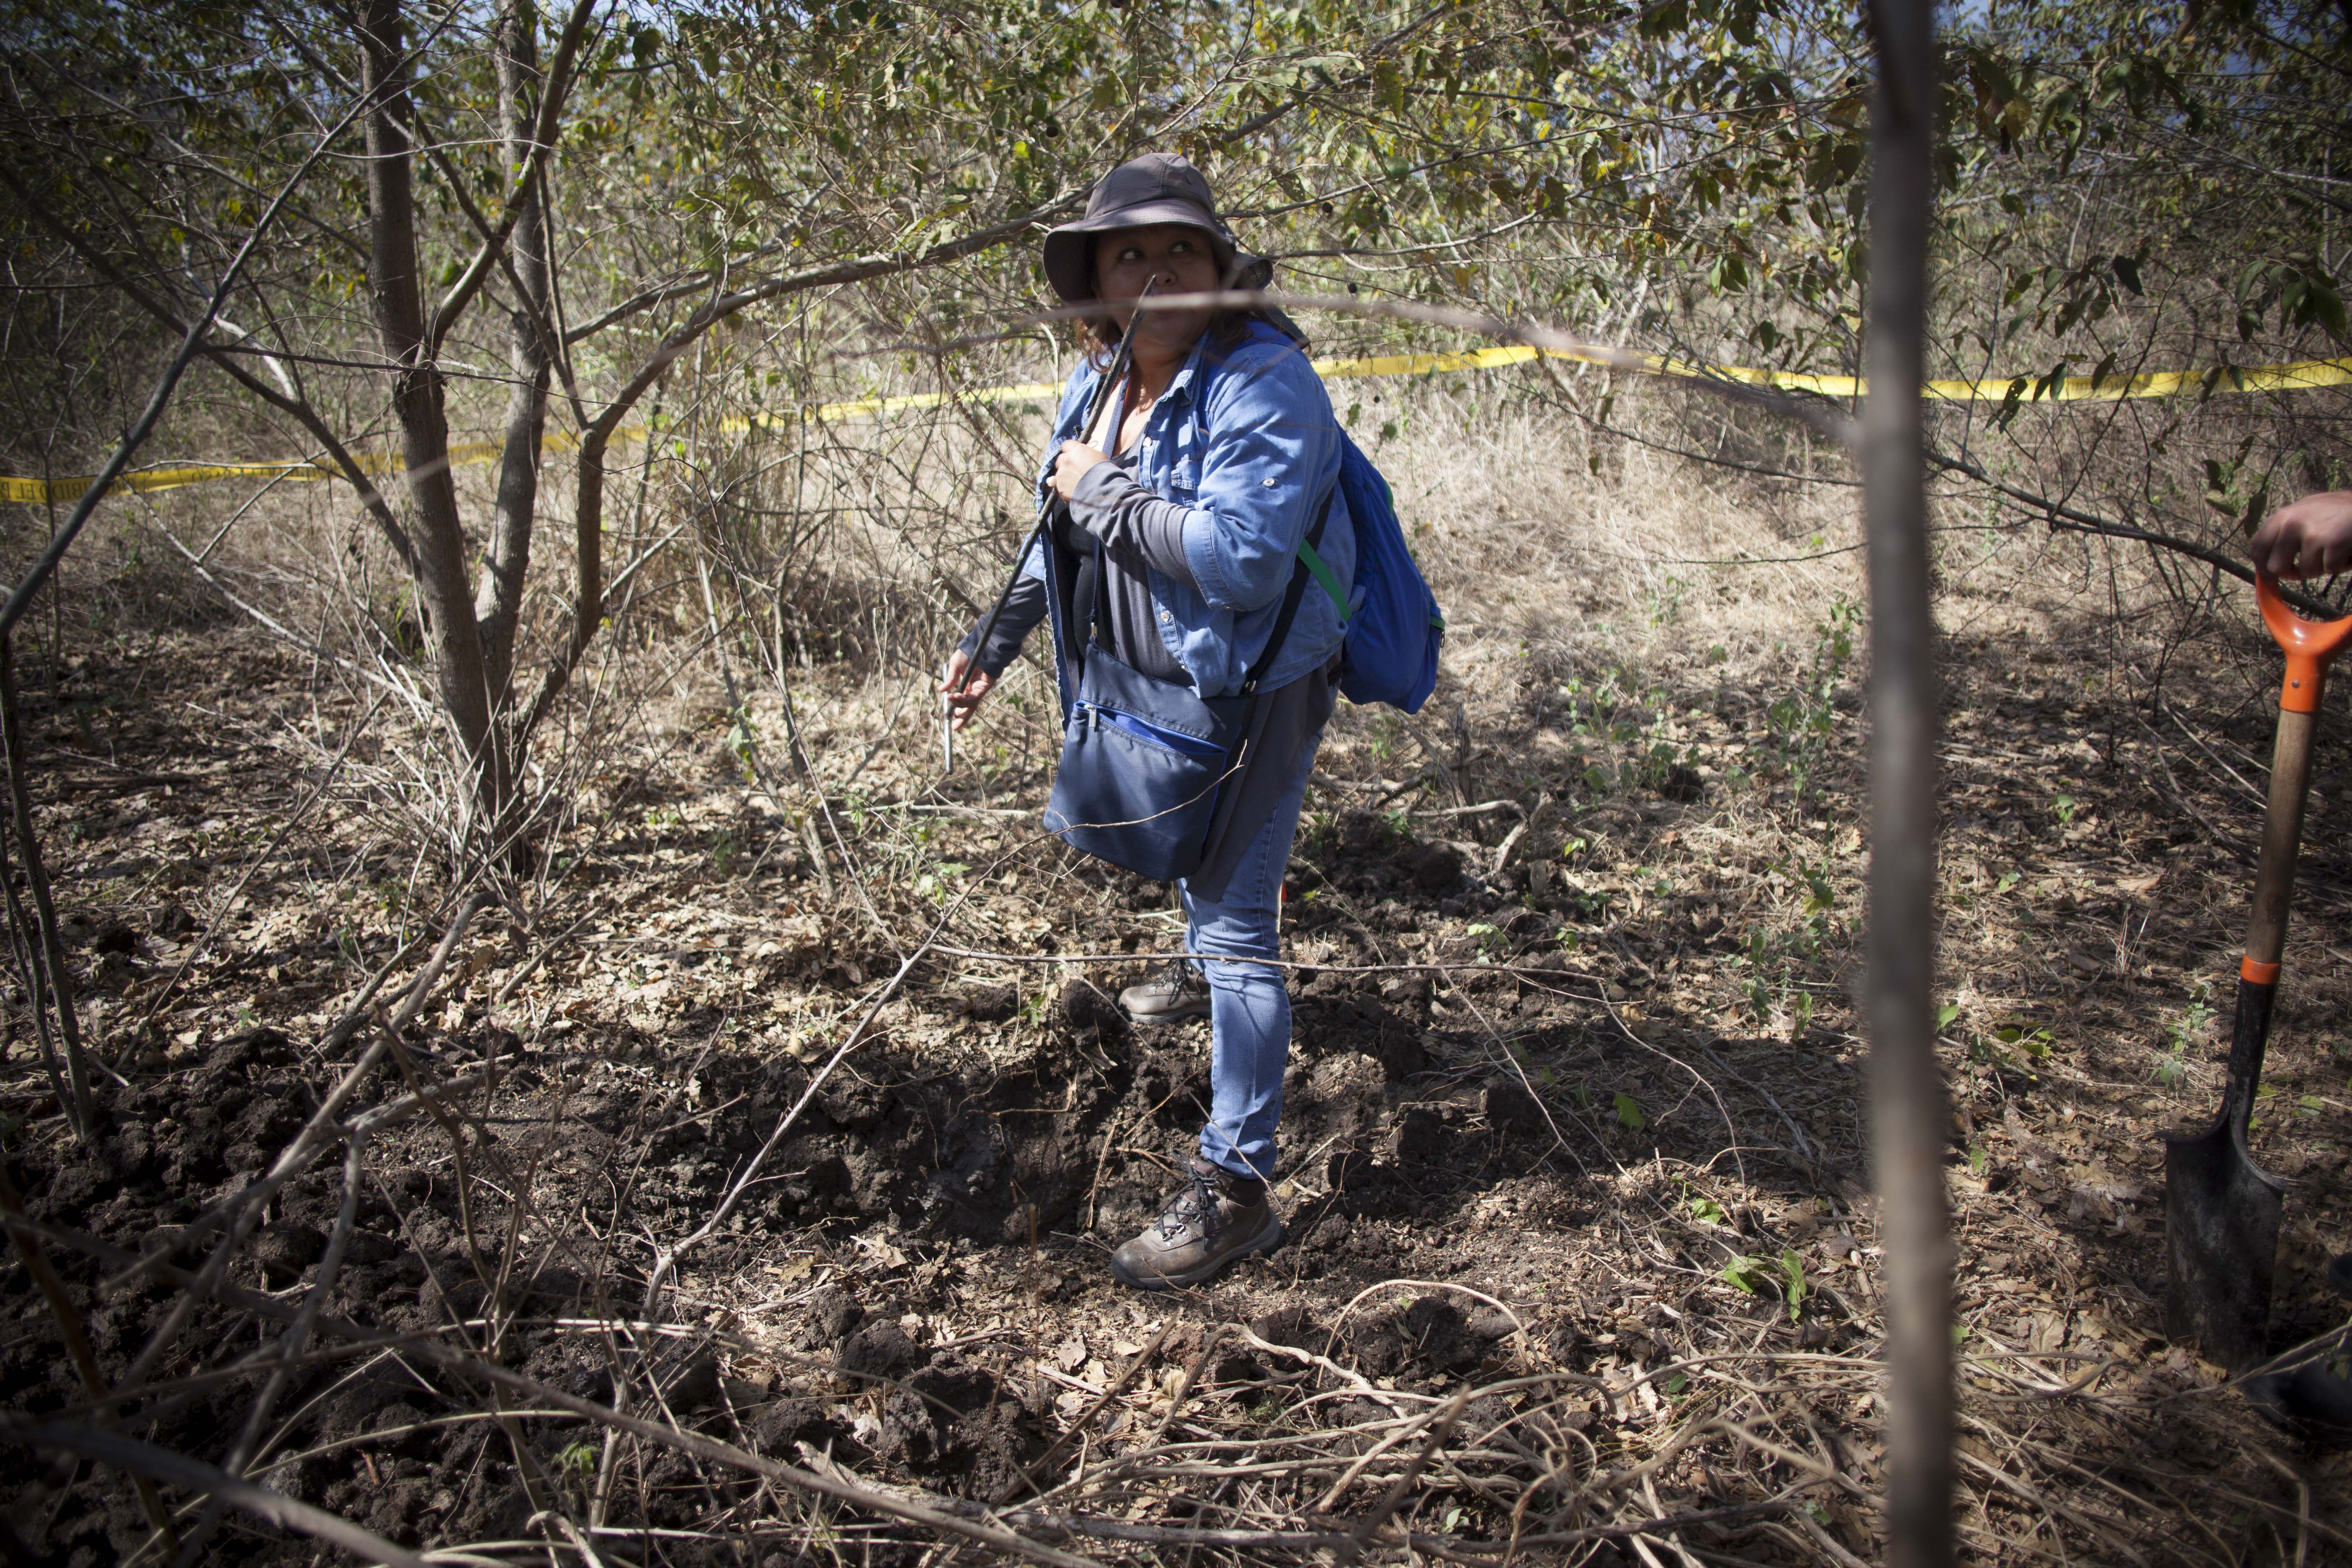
[1180,725,1325,1182]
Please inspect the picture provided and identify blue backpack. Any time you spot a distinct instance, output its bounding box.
[1295,434,1444,713]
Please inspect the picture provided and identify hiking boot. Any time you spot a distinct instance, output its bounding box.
[1119,959,1211,1025]
[1108,1158,1282,1291]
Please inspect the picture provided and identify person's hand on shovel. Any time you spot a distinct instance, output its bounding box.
[2249,490,2352,580]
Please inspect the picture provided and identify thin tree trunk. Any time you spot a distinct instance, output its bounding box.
[476,0,550,709]
[0,642,91,1139]
[356,0,510,843]
[1861,2,1952,1565]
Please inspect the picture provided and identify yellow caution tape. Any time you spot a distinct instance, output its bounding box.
[1310,343,2352,402]
[9,348,2347,505]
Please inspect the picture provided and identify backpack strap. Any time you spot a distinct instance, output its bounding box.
[1239,486,1336,696]
[1296,536,1347,618]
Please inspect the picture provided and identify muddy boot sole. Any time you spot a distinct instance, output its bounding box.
[1121,997,1212,1027]
[1106,1207,1284,1292]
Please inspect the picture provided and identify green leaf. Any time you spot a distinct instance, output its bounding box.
[1691,1195,1729,1225]
[1967,1144,1989,1175]
[1936,1004,1963,1032]
[1779,1249,1808,1320]
[2111,254,2143,295]
[1723,1255,1768,1294]
[1614,1092,1644,1132]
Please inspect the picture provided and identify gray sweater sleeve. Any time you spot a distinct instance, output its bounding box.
[1068,461,1199,588]
[956,573,1047,679]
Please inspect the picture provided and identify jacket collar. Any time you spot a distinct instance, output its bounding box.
[1081,317,1289,429]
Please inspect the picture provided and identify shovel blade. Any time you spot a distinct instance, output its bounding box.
[2163,1114,2286,1372]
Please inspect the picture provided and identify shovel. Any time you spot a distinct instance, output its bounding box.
[2162,572,2352,1372]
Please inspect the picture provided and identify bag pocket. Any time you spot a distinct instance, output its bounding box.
[1046,652,1249,882]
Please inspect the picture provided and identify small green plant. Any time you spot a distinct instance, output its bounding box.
[1993,1022,2055,1060]
[725,709,760,776]
[1644,574,1687,627]
[1936,1003,1963,1034]
[1613,1092,1645,1132]
[1995,869,2021,895]
[914,861,969,904]
[1464,921,1504,959]
[2052,792,2078,825]
[2157,986,2214,1088]
[1664,1369,1689,1397]
[1778,1249,1808,1320]
[1789,989,1816,1037]
[709,829,741,878]
[558,1439,598,1479]
[1761,596,1858,799]
[1690,1194,1729,1225]
[1967,1144,1990,1175]
[1723,1255,1770,1295]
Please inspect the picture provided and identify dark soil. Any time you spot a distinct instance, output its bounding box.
[4,612,2349,1562]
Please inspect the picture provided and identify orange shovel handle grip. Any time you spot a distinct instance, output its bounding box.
[2256,573,2352,713]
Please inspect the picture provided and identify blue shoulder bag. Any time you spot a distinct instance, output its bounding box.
[1044,492,1333,884]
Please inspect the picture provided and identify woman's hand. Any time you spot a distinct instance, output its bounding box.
[1049,438,1109,501]
[2250,490,2352,580]
[939,649,995,731]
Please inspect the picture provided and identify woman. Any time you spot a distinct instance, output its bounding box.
[939,153,1354,1291]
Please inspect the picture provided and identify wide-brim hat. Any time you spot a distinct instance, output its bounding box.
[1042,152,1274,305]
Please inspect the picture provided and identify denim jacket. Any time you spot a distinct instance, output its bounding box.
[1017,319,1355,705]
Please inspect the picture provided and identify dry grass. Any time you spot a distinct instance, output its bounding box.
[2,367,2349,1566]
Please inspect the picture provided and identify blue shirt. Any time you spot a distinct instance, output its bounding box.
[1020,319,1355,701]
